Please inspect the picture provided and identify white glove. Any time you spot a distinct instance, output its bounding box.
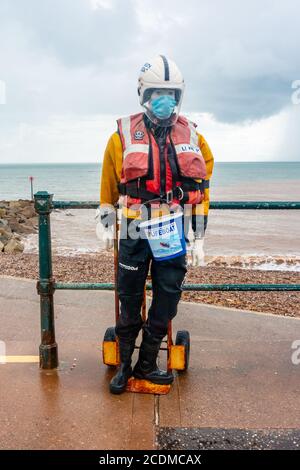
[95,206,115,251]
[191,238,205,267]
[102,226,114,250]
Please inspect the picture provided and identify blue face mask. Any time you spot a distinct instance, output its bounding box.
[151,95,176,119]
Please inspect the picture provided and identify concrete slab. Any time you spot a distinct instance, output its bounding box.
[1,275,300,450]
[159,301,300,429]
[0,276,155,450]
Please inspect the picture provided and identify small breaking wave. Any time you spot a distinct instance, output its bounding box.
[204,255,300,272]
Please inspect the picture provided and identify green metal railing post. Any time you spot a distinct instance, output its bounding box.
[34,191,58,369]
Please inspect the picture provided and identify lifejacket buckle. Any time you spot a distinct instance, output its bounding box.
[166,190,173,204]
[176,186,184,201]
[166,187,184,203]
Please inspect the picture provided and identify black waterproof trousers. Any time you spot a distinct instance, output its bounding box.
[115,216,187,341]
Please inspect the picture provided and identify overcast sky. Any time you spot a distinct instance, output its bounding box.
[0,0,299,163]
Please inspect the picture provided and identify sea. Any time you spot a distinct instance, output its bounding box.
[0,162,299,271]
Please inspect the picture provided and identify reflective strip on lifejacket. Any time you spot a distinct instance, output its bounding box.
[123,144,149,160]
[120,116,132,149]
[187,119,199,147]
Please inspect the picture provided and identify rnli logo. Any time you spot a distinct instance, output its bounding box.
[140,63,152,73]
[134,130,144,140]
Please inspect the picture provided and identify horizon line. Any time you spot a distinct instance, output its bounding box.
[0,161,300,166]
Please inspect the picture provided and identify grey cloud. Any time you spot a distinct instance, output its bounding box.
[0,0,137,67]
[186,75,292,122]
[134,0,300,122]
[0,0,299,127]
[0,0,139,128]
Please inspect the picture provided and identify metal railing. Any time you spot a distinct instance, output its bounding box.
[34,191,300,369]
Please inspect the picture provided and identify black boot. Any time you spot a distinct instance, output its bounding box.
[133,329,174,385]
[109,337,136,394]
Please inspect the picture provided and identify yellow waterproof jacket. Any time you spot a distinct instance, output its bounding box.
[100,129,214,220]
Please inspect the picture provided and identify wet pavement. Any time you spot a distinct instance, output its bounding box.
[1,275,300,449]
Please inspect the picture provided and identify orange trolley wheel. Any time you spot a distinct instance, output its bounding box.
[175,330,190,372]
[102,326,119,367]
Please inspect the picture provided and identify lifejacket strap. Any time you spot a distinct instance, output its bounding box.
[119,182,182,203]
[118,179,209,202]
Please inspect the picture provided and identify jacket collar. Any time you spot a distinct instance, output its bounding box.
[143,113,171,141]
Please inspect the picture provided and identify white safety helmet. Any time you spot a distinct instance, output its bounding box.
[137,55,185,127]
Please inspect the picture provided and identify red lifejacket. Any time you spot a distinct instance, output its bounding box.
[117,112,207,207]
